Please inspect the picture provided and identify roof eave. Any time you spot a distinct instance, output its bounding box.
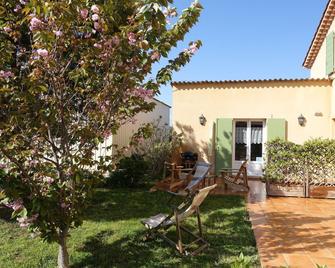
[303,0,335,69]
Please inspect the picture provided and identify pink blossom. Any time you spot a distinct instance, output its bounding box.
[103,130,111,138]
[28,159,38,167]
[112,36,120,46]
[150,51,160,61]
[92,14,99,21]
[19,0,27,4]
[36,48,48,57]
[17,214,38,228]
[128,32,136,45]
[61,202,70,209]
[163,7,177,18]
[132,87,154,99]
[54,30,62,37]
[3,26,11,33]
[91,5,100,14]
[43,176,54,184]
[14,5,22,12]
[80,9,89,19]
[0,70,14,79]
[185,43,198,55]
[17,217,29,227]
[93,43,102,49]
[8,199,24,212]
[29,17,43,31]
[0,163,6,169]
[93,22,101,31]
[104,39,112,48]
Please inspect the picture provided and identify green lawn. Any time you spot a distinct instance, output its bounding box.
[0,189,259,267]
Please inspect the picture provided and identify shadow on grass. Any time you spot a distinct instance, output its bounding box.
[73,190,259,267]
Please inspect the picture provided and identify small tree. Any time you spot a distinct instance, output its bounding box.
[0,0,202,267]
[131,119,183,178]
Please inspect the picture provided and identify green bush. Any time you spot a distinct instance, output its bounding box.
[132,121,183,179]
[264,138,335,184]
[106,154,149,188]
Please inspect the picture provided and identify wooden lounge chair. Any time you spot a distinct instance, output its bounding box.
[141,184,217,256]
[220,160,249,191]
[150,161,210,194]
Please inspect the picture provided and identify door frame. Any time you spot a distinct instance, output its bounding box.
[232,119,267,176]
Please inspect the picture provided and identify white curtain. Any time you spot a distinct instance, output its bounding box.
[236,126,262,144]
[236,127,247,144]
[251,127,262,144]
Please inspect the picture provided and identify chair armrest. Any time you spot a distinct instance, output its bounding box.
[166,190,182,196]
[166,190,189,196]
[176,168,193,172]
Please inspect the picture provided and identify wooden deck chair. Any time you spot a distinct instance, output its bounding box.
[221,160,249,191]
[166,162,211,197]
[150,162,210,193]
[141,184,217,256]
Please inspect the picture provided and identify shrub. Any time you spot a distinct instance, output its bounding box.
[264,138,335,184]
[106,154,149,188]
[132,121,183,179]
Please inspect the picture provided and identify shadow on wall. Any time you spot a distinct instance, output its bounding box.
[174,121,233,174]
[175,120,235,174]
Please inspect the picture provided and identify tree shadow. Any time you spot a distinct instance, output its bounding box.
[84,189,171,222]
[175,122,214,173]
[250,206,335,264]
[74,193,259,267]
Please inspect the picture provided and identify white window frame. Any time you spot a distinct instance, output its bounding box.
[232,119,267,163]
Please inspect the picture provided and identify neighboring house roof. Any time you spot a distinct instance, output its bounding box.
[172,78,330,88]
[153,98,171,108]
[303,0,335,69]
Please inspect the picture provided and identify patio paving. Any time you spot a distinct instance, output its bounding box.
[247,180,335,267]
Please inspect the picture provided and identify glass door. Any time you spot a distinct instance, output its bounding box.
[233,120,264,176]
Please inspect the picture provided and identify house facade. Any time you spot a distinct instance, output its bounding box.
[172,0,335,177]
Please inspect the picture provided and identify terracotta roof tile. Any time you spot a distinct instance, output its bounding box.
[172,78,330,86]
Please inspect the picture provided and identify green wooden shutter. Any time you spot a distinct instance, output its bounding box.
[267,118,286,141]
[326,32,335,76]
[215,118,233,175]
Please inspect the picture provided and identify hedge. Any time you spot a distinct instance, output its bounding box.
[264,138,335,184]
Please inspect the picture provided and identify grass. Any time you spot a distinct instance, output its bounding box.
[0,188,260,267]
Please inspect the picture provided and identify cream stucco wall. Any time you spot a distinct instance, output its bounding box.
[172,80,333,164]
[310,19,335,78]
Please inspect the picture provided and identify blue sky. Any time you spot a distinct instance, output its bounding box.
[153,0,329,106]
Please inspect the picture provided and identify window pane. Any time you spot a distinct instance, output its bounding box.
[235,121,247,161]
[251,122,263,161]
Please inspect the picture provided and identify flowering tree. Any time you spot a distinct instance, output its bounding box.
[0,0,202,267]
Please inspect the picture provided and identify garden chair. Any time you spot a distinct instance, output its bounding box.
[221,160,249,191]
[150,161,211,194]
[141,184,217,256]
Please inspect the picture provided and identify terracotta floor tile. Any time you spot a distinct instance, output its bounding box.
[311,257,335,267]
[246,181,335,268]
[305,247,334,258]
[261,254,287,268]
[283,254,315,268]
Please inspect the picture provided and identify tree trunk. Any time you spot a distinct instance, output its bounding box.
[58,227,69,268]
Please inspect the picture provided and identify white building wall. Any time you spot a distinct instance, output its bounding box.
[113,99,170,151]
[94,99,170,160]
